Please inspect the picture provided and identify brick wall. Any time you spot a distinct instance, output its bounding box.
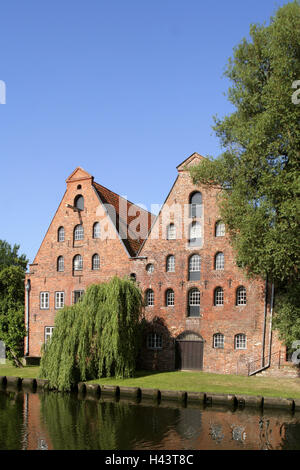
[25,156,284,374]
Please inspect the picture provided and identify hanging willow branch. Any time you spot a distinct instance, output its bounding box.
[39,277,143,391]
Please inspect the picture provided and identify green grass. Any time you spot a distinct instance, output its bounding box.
[1,364,299,399]
[88,370,300,399]
[0,363,40,379]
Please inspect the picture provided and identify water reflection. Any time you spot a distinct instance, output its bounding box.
[0,389,300,450]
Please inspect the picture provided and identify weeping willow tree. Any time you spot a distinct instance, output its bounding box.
[39,277,143,391]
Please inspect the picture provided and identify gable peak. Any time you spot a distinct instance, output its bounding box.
[66,167,94,184]
[176,152,206,172]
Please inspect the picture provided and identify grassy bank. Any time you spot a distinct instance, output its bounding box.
[1,364,299,399]
[88,370,300,399]
[0,364,40,379]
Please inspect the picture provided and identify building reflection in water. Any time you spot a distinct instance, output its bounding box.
[1,389,300,450]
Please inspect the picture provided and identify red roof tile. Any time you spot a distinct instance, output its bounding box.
[93,181,155,257]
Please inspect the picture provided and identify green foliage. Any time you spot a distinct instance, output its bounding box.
[0,240,28,271]
[0,266,27,367]
[190,2,300,344]
[273,283,300,349]
[39,277,143,391]
[0,240,27,366]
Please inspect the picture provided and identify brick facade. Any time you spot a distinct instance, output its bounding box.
[25,154,285,375]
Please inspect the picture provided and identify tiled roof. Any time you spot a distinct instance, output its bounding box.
[93,181,155,257]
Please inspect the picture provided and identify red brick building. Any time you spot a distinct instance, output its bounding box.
[25,153,285,375]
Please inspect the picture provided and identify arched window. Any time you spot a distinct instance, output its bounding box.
[188,254,201,280]
[57,256,64,272]
[58,226,65,242]
[214,287,224,306]
[147,333,162,349]
[73,254,83,271]
[146,263,154,274]
[145,289,154,307]
[166,289,174,307]
[130,273,136,282]
[215,221,225,237]
[189,192,202,218]
[215,252,224,270]
[93,222,100,239]
[235,334,247,350]
[74,224,84,241]
[236,286,247,305]
[74,195,84,211]
[213,333,224,349]
[189,221,202,246]
[188,288,200,317]
[166,223,176,240]
[166,255,175,272]
[92,254,100,270]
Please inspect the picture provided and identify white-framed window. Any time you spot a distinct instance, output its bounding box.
[189,288,200,306]
[45,327,55,344]
[55,291,65,309]
[74,224,84,241]
[188,254,201,281]
[215,221,225,237]
[40,292,49,310]
[57,256,64,272]
[93,222,100,239]
[92,253,100,270]
[147,333,162,349]
[189,221,202,246]
[145,289,154,307]
[213,333,224,349]
[166,289,174,307]
[215,252,224,270]
[235,334,247,350]
[73,290,84,304]
[73,254,83,271]
[166,255,175,272]
[188,288,200,317]
[166,223,176,240]
[236,286,247,305]
[58,226,65,242]
[214,287,224,306]
[189,192,202,218]
[146,263,154,274]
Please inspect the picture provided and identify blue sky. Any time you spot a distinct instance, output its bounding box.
[0,0,292,264]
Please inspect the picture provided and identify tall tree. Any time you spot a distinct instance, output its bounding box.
[190,2,300,347]
[0,241,28,366]
[0,240,27,271]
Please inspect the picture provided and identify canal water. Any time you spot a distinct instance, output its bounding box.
[0,388,300,450]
